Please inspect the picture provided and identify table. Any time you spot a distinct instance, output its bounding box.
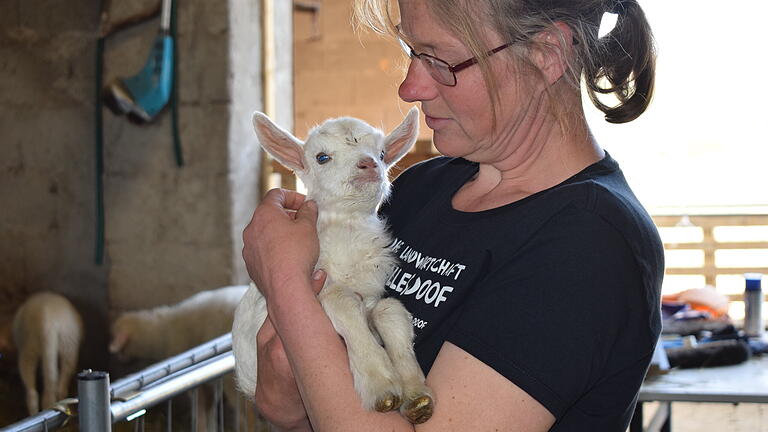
[630,356,768,432]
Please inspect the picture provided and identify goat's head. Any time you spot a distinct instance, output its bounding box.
[252,107,419,213]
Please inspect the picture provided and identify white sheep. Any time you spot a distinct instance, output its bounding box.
[109,285,248,360]
[110,285,261,431]
[1,292,83,415]
[232,107,434,424]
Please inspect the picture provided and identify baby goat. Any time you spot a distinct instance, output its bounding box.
[232,107,434,424]
[4,292,83,415]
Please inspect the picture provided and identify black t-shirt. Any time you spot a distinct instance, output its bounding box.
[380,154,663,431]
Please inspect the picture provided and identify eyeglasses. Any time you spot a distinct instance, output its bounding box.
[397,37,516,87]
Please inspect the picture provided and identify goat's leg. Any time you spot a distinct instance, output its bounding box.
[319,288,402,413]
[57,347,78,401]
[41,341,59,411]
[18,348,40,415]
[371,298,434,424]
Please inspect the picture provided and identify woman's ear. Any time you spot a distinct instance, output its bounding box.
[531,22,574,86]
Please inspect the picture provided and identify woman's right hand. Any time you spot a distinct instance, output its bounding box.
[242,189,321,304]
[254,270,327,432]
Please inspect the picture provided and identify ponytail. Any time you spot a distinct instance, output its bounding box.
[584,0,656,123]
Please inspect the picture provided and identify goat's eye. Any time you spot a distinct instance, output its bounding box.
[316,152,331,164]
[379,151,385,161]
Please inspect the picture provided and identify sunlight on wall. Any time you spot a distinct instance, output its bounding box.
[584,0,768,214]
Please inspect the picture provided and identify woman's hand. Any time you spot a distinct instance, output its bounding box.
[254,270,327,432]
[242,188,320,302]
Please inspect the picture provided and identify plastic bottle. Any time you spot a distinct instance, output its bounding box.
[744,273,764,338]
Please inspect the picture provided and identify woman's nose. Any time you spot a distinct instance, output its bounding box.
[398,59,437,103]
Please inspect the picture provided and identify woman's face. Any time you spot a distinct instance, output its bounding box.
[397,0,541,163]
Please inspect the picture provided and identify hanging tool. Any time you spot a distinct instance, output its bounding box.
[94,0,183,265]
[103,0,174,124]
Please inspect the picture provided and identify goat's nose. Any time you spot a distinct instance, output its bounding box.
[357,157,376,170]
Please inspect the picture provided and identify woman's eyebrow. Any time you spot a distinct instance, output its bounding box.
[402,36,458,55]
[396,24,438,50]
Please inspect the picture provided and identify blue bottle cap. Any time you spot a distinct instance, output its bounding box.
[745,273,762,291]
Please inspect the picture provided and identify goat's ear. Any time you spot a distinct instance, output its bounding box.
[383,106,419,166]
[252,112,306,172]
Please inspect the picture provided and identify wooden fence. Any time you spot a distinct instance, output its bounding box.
[653,214,768,301]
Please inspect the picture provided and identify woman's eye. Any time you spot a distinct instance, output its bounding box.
[379,151,385,161]
[316,153,331,164]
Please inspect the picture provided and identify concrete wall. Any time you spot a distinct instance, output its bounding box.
[102,0,236,313]
[0,0,109,369]
[0,0,286,373]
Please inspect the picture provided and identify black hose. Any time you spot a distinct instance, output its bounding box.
[171,0,184,167]
[95,35,106,265]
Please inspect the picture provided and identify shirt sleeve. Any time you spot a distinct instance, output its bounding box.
[446,204,654,418]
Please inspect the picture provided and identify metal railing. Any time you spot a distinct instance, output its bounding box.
[0,333,261,432]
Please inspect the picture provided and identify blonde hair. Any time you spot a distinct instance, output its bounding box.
[353,0,656,124]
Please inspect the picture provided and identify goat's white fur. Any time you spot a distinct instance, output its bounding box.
[232,107,434,423]
[109,285,247,360]
[11,292,83,415]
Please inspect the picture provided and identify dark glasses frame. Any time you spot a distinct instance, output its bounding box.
[397,37,518,87]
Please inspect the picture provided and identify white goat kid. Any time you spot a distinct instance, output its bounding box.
[11,292,83,415]
[232,107,434,424]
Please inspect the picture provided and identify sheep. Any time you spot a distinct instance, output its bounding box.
[109,285,248,360]
[0,292,84,415]
[232,107,434,424]
[110,284,261,432]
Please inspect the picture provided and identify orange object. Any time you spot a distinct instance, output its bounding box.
[662,287,730,319]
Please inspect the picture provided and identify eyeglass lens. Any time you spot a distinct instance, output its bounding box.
[398,38,456,86]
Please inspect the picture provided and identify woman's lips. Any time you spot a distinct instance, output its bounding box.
[424,115,449,129]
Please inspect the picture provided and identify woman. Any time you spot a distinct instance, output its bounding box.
[242,0,664,430]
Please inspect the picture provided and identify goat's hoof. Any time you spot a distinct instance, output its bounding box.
[402,395,433,424]
[374,393,402,412]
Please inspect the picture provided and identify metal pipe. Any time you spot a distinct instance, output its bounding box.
[190,387,198,432]
[111,333,232,399]
[110,352,235,423]
[160,0,172,31]
[2,336,234,432]
[216,379,224,432]
[0,410,68,432]
[78,370,112,432]
[165,400,173,432]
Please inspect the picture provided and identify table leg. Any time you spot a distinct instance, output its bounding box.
[646,401,671,432]
[662,403,671,432]
[630,402,643,432]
